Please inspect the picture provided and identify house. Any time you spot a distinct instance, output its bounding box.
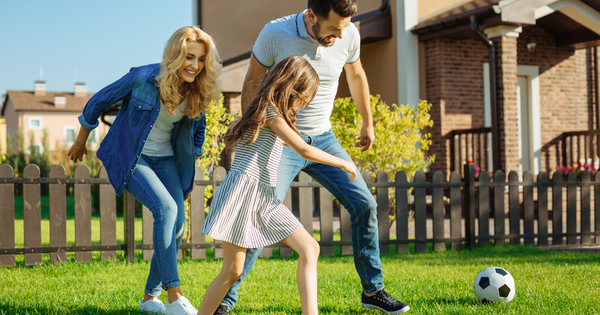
[199,0,600,178]
[1,81,109,158]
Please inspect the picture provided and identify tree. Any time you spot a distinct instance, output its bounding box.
[330,95,435,222]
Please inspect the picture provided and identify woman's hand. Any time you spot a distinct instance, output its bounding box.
[67,127,91,163]
[67,141,88,163]
[341,160,357,180]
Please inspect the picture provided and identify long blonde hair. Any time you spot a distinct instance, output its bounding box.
[225,56,319,149]
[156,26,222,119]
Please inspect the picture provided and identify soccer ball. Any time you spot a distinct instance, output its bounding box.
[474,267,515,303]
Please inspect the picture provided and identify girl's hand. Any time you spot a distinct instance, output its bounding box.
[67,141,88,163]
[342,161,357,180]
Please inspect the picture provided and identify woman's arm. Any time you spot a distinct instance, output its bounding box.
[67,128,90,162]
[267,117,357,179]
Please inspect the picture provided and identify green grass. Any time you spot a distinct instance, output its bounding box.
[4,196,600,314]
[0,246,598,314]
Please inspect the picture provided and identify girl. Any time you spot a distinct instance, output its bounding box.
[68,26,222,315]
[197,56,357,315]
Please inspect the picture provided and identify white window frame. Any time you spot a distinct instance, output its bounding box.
[28,117,43,130]
[63,126,77,147]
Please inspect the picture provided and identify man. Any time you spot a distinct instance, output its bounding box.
[214,1,410,314]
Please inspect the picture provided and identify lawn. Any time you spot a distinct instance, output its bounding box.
[2,196,599,314]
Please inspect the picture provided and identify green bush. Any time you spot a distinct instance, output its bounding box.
[330,95,435,221]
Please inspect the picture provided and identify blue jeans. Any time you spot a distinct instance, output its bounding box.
[221,130,384,309]
[126,154,185,297]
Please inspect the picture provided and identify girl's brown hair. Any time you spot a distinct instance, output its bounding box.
[156,26,222,119]
[225,56,319,148]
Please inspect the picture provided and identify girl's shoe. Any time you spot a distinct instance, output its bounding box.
[165,296,198,315]
[139,297,166,314]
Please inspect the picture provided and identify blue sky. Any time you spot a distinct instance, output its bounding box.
[0,0,193,97]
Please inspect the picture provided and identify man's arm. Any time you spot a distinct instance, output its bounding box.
[344,58,374,151]
[241,55,270,113]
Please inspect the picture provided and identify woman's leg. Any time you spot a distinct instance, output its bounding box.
[197,242,247,314]
[127,155,186,303]
[281,228,320,315]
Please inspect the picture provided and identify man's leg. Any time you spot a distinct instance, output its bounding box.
[219,138,306,310]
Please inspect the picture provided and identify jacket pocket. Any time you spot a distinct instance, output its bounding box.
[128,93,155,126]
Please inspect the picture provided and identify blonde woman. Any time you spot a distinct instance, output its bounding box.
[68,26,222,315]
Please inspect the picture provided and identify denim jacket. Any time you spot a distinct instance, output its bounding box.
[78,63,206,196]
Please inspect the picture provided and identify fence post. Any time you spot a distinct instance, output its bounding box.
[463,163,476,249]
[23,164,42,266]
[125,191,136,264]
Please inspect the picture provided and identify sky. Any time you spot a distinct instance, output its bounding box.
[0,0,194,97]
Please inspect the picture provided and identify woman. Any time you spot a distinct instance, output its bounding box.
[68,26,222,315]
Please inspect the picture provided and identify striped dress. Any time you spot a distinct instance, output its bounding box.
[201,105,302,248]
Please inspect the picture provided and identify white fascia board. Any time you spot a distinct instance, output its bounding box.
[536,0,600,35]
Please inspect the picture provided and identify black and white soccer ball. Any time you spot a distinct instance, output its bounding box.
[474,267,515,303]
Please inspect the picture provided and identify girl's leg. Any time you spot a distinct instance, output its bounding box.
[281,228,321,315]
[197,242,247,314]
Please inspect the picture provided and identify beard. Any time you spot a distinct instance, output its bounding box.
[311,20,336,47]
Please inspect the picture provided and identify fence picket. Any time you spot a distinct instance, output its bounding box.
[142,204,153,261]
[414,171,427,252]
[99,167,117,260]
[395,171,409,253]
[24,164,42,266]
[508,171,520,245]
[464,164,475,249]
[190,166,206,259]
[212,167,227,259]
[580,172,591,245]
[494,170,506,246]
[125,191,136,263]
[450,171,462,250]
[0,164,15,267]
[74,164,92,263]
[340,203,353,256]
[566,172,577,245]
[537,172,549,246]
[478,171,490,247]
[552,171,564,245]
[523,171,534,245]
[432,171,445,251]
[319,187,334,256]
[375,171,390,254]
[49,165,67,264]
[299,172,313,236]
[596,173,600,245]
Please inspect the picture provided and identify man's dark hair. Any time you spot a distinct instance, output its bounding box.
[308,0,357,19]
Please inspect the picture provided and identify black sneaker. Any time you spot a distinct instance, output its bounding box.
[362,290,410,314]
[213,304,229,315]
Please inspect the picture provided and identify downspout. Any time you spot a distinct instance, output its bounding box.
[379,0,388,11]
[471,16,500,172]
[595,47,599,155]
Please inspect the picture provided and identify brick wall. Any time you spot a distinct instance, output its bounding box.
[424,25,595,178]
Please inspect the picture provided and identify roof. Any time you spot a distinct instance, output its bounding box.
[413,0,600,47]
[2,90,92,115]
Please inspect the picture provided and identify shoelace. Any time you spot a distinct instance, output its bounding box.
[376,290,396,305]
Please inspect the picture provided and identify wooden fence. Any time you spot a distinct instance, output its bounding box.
[0,163,599,267]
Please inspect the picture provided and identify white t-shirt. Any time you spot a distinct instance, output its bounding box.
[141,100,185,156]
[252,10,361,136]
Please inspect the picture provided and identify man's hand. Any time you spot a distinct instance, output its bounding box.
[355,123,375,151]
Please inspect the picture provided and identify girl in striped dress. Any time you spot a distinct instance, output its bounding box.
[198,56,357,315]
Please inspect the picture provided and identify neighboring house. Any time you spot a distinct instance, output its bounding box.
[1,81,108,158]
[200,0,600,178]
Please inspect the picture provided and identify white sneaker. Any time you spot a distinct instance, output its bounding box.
[165,296,198,315]
[139,297,166,314]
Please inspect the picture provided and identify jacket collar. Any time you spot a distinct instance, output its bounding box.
[148,63,162,84]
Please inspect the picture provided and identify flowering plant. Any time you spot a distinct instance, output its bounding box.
[557,162,596,179]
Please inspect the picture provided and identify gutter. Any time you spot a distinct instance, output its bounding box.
[471,15,500,171]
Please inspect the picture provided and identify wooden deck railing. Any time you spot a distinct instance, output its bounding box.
[562,129,600,167]
[0,163,599,267]
[449,127,492,175]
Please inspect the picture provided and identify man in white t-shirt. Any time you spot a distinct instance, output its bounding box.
[213,1,410,314]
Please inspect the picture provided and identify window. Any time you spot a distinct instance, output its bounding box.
[28,117,43,129]
[64,126,77,146]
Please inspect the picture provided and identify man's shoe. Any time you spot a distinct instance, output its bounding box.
[139,297,166,314]
[213,304,229,315]
[165,296,198,315]
[362,290,410,314]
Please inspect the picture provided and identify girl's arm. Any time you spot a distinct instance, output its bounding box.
[267,117,357,180]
